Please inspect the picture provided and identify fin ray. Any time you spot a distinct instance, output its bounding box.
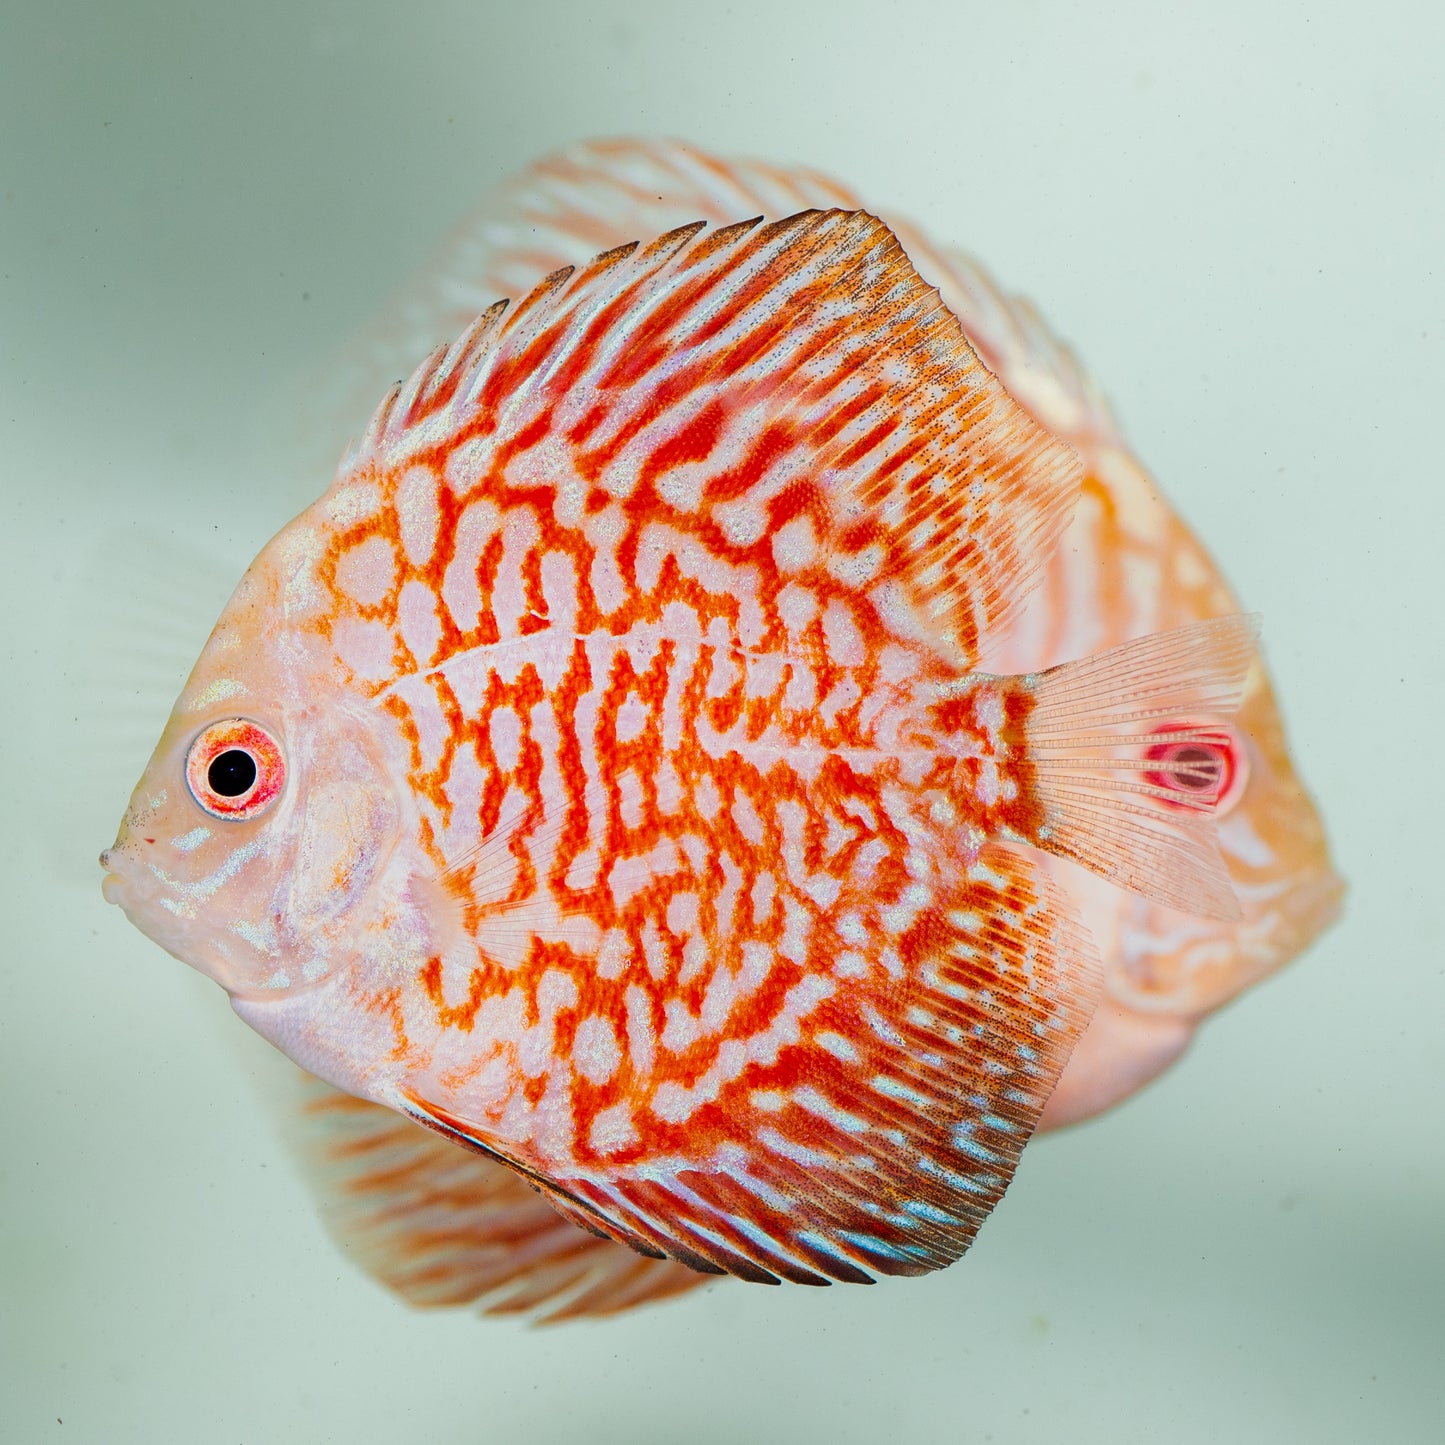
[1016,615,1260,919]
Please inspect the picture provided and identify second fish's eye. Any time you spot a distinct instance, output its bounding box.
[1143,721,1249,816]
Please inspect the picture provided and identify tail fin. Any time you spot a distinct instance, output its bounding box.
[1017,615,1261,920]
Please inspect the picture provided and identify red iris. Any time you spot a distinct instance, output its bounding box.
[1142,721,1249,816]
[185,719,286,820]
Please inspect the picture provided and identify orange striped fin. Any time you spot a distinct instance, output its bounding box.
[279,137,865,483]
[336,208,1083,669]
[401,848,1100,1284]
[275,1067,709,1322]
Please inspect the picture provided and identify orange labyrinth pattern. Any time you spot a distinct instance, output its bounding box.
[299,212,1098,1281]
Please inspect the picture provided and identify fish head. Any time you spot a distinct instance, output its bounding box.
[101,501,406,1001]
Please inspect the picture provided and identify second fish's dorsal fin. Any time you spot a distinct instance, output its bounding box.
[334,208,1083,670]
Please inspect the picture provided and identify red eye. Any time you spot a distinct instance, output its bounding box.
[185,719,285,820]
[1141,719,1249,816]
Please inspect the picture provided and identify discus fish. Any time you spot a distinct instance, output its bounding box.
[103,205,1265,1305]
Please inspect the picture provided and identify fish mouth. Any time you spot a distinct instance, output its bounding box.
[99,849,126,905]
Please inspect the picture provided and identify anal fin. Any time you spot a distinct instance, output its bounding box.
[379,846,1100,1290]
[395,1091,678,1262]
[491,848,1099,1286]
[270,1064,710,1322]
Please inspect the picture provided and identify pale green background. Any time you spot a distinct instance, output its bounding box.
[2,2,1440,1442]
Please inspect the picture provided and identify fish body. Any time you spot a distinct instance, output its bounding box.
[105,207,1257,1289]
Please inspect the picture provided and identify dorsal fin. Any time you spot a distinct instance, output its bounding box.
[284,138,1117,489]
[333,208,1083,668]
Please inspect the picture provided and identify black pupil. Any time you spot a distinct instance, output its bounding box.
[1171,745,1222,791]
[208,749,258,798]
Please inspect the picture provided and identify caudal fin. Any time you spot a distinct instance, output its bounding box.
[1016,615,1261,920]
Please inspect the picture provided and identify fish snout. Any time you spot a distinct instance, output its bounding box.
[99,848,126,905]
[99,838,147,906]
